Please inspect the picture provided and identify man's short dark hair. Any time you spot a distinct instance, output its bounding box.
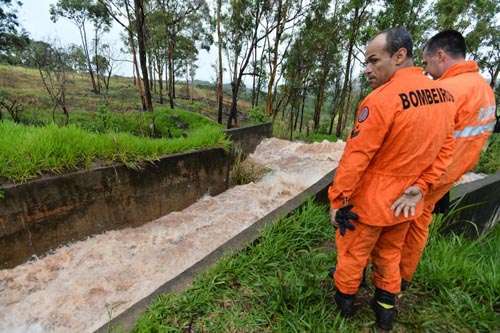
[424,29,466,59]
[381,27,414,58]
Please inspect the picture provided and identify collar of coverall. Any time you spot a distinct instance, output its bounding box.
[389,66,424,82]
[439,60,479,80]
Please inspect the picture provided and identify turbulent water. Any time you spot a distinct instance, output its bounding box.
[0,138,345,333]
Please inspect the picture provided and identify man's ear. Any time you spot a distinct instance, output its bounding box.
[436,49,447,63]
[394,47,408,65]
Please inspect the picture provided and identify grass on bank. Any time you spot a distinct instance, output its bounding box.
[0,120,229,183]
[133,200,499,332]
[477,133,500,174]
[18,106,221,139]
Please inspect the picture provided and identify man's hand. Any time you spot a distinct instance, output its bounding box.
[330,207,338,227]
[391,185,423,218]
[330,205,358,236]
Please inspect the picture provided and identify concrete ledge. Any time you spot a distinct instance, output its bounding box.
[95,170,335,333]
[224,123,273,155]
[448,172,500,237]
[0,148,230,269]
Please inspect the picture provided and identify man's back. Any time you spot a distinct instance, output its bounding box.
[438,61,496,183]
[331,67,455,226]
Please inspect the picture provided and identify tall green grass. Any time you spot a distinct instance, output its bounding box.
[0,121,229,183]
[18,107,221,139]
[133,201,499,332]
[477,133,500,174]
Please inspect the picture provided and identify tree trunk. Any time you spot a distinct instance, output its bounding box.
[134,0,153,112]
[217,0,223,124]
[167,44,174,109]
[94,26,101,93]
[172,61,176,99]
[125,1,146,111]
[79,23,98,94]
[251,39,258,107]
[227,53,240,128]
[156,61,164,104]
[489,63,499,89]
[335,3,365,137]
[313,84,325,131]
[255,38,267,107]
[149,55,155,94]
[299,90,306,132]
[265,0,284,116]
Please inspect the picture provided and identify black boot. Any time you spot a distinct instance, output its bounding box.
[401,279,410,292]
[334,289,356,318]
[371,288,397,330]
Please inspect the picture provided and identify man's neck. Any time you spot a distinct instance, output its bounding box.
[443,57,465,72]
[394,59,414,73]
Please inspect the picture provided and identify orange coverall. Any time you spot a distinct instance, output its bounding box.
[400,60,497,282]
[328,67,456,295]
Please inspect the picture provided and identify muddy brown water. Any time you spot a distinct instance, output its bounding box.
[0,138,346,333]
[0,137,484,333]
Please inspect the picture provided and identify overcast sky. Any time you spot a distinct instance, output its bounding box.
[18,0,219,82]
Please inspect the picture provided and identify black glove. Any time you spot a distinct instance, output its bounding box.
[335,205,358,236]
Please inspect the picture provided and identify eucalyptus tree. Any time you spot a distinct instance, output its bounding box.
[216,0,223,123]
[98,0,149,110]
[264,0,305,117]
[374,0,432,53]
[132,0,153,111]
[333,0,371,138]
[0,0,30,64]
[223,0,278,128]
[156,0,212,109]
[50,0,111,94]
[434,0,499,90]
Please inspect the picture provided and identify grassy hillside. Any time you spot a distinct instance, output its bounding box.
[0,64,252,125]
[0,64,241,184]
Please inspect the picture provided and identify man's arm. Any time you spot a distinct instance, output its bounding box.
[392,106,456,216]
[413,110,455,196]
[328,100,393,208]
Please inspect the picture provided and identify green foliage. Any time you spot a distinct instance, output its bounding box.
[133,201,499,332]
[433,0,499,86]
[476,133,500,174]
[0,120,228,183]
[248,106,269,124]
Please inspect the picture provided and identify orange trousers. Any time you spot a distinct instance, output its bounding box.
[400,181,454,281]
[334,221,410,295]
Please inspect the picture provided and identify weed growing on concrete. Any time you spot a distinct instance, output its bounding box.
[229,148,269,186]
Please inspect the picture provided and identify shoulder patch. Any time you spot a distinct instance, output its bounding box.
[358,107,369,123]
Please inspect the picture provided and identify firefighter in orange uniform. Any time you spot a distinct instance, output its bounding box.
[328,27,456,330]
[393,30,497,289]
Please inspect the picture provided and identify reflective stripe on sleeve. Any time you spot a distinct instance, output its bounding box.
[454,121,496,138]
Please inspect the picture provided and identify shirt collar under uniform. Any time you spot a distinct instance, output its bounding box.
[439,60,479,80]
